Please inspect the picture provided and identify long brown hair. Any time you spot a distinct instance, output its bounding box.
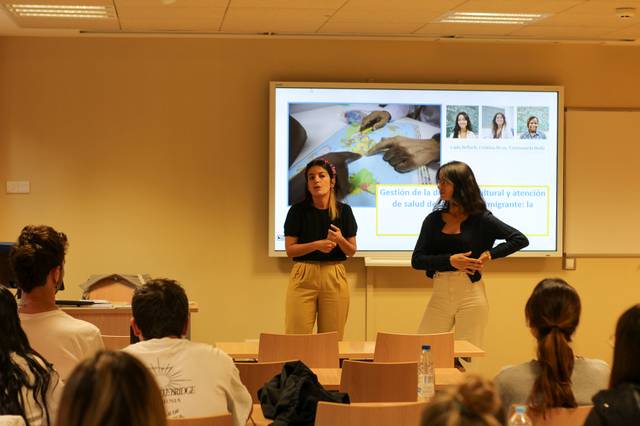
[0,286,58,426]
[525,278,581,414]
[491,112,506,138]
[305,158,339,221]
[435,161,487,216]
[56,350,167,426]
[610,304,640,388]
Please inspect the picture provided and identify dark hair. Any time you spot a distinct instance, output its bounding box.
[610,304,640,388]
[492,112,507,138]
[453,111,473,138]
[57,350,166,426]
[435,161,487,216]
[132,278,189,339]
[9,225,68,293]
[304,158,339,220]
[0,286,58,426]
[421,375,502,426]
[527,116,539,129]
[525,278,581,414]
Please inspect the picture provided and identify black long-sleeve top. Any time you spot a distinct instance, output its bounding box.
[411,210,529,282]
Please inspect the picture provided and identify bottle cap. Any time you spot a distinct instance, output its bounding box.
[514,405,527,413]
[422,344,431,351]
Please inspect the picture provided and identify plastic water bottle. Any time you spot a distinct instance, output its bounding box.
[417,344,435,401]
[508,405,533,426]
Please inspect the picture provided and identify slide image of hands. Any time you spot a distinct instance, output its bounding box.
[517,106,549,139]
[481,106,515,139]
[446,106,479,139]
[288,103,441,207]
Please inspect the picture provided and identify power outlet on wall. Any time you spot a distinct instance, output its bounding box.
[6,180,30,194]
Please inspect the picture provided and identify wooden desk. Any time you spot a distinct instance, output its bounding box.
[62,303,199,336]
[263,367,462,391]
[216,340,485,360]
[248,368,463,426]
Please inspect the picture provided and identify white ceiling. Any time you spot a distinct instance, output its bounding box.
[1,0,640,44]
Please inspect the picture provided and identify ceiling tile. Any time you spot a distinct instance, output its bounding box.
[331,0,458,23]
[221,7,331,33]
[117,2,225,31]
[415,22,522,37]
[115,0,229,7]
[319,21,424,34]
[602,23,640,39]
[453,0,584,14]
[510,24,618,39]
[231,0,344,9]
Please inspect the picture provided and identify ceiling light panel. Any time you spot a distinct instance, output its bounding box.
[6,3,115,19]
[436,11,548,25]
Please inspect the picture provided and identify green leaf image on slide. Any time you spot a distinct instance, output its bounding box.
[349,168,377,195]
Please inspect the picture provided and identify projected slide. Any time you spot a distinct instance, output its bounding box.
[271,84,561,255]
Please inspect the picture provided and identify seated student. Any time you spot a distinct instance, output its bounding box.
[9,225,104,381]
[124,279,251,426]
[421,375,502,426]
[56,350,166,426]
[585,304,640,425]
[0,286,63,426]
[494,278,609,418]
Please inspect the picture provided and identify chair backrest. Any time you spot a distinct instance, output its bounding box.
[339,360,418,403]
[167,414,232,426]
[235,360,289,403]
[374,331,454,368]
[315,401,428,426]
[528,406,593,426]
[258,332,339,368]
[101,334,131,350]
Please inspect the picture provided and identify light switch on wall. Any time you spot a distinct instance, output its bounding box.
[6,181,30,194]
[563,257,576,270]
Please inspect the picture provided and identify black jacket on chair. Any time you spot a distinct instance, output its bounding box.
[258,360,349,426]
[584,382,640,426]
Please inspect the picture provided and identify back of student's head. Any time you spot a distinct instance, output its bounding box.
[610,304,640,388]
[56,350,166,426]
[132,278,188,339]
[525,277,581,413]
[421,375,502,426]
[9,225,67,293]
[0,286,56,426]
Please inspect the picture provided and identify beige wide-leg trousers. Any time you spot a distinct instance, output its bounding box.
[417,271,489,348]
[285,261,349,340]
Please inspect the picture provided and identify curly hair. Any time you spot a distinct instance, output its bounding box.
[9,225,67,293]
[421,375,502,426]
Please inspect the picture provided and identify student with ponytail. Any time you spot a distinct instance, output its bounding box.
[494,278,609,417]
[283,158,357,340]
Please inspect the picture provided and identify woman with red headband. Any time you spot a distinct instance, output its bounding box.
[283,158,358,340]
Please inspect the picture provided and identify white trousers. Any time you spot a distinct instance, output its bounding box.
[417,271,489,348]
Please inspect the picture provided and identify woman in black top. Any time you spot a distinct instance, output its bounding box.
[585,304,640,425]
[411,161,528,349]
[283,158,357,340]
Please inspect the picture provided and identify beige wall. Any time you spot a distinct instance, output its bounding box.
[1,37,639,377]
